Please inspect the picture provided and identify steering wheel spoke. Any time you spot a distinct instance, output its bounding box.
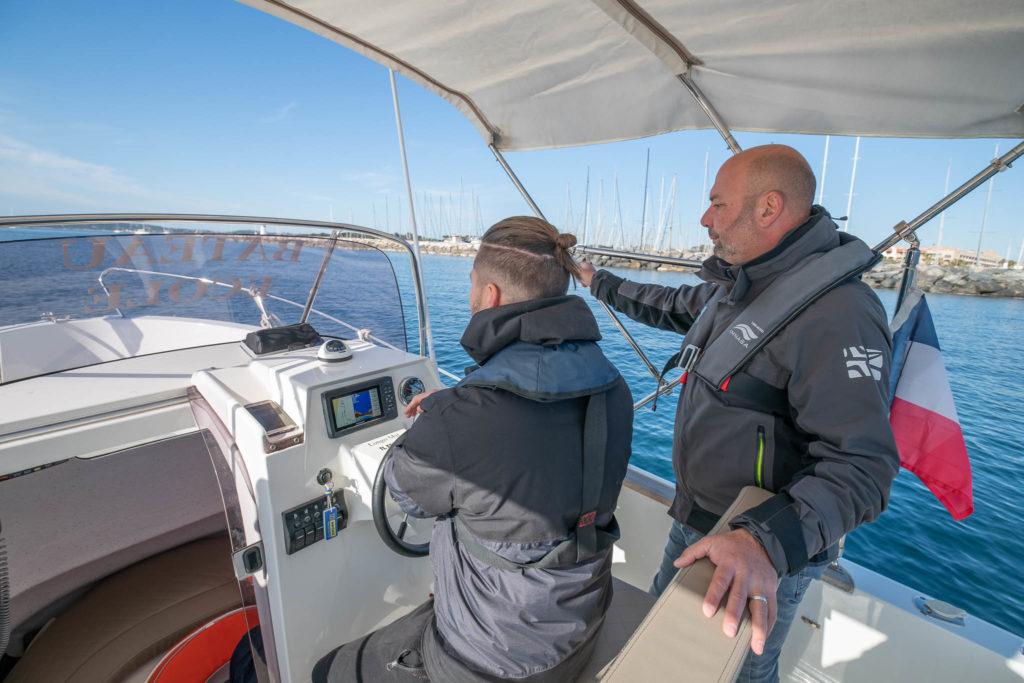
[371,451,431,557]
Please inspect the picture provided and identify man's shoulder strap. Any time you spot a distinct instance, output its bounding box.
[693,238,880,390]
[454,389,620,571]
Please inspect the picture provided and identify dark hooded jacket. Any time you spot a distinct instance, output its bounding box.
[590,207,899,577]
[385,295,633,679]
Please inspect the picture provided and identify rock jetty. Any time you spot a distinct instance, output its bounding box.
[861,263,1024,298]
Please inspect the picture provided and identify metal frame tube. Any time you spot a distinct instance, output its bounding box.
[0,213,431,355]
[300,230,338,323]
[677,71,742,154]
[633,375,684,412]
[391,69,435,360]
[489,144,547,219]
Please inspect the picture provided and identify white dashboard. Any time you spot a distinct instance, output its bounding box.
[191,337,443,682]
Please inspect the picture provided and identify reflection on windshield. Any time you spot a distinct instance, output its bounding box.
[0,226,407,380]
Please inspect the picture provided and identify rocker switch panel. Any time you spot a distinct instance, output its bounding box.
[282,492,348,555]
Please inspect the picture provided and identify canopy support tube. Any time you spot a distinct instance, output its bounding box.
[677,72,742,155]
[488,144,547,219]
[873,140,1024,254]
[488,144,664,384]
[391,69,435,360]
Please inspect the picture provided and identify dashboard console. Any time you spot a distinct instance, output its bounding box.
[190,337,440,682]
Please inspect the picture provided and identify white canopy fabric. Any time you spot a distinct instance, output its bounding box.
[242,0,1024,151]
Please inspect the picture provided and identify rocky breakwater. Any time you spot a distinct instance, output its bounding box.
[863,263,1024,298]
[581,252,704,272]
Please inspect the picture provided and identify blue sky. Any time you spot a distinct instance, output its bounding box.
[2,0,1022,256]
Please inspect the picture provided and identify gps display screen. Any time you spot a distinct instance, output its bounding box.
[330,387,383,432]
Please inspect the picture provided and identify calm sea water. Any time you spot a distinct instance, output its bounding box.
[402,253,1024,638]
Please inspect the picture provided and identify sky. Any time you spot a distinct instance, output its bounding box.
[2,0,1023,258]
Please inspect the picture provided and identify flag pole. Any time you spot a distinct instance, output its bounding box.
[895,233,921,312]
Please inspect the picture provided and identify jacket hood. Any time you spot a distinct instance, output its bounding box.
[460,295,602,365]
[459,296,619,401]
[698,206,867,302]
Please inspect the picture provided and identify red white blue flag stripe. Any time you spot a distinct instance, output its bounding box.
[889,289,973,520]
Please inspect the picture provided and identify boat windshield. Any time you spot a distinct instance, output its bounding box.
[0,220,410,382]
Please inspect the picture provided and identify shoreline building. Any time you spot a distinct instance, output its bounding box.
[883,244,1003,268]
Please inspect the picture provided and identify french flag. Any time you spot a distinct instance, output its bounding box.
[888,289,973,520]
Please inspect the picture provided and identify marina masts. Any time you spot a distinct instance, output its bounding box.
[844,136,861,233]
[975,143,1000,266]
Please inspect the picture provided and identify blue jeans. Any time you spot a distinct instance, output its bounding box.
[650,520,819,683]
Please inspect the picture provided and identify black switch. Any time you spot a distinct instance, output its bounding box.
[242,547,263,573]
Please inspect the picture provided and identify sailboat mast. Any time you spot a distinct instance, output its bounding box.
[976,143,1000,266]
[696,148,710,251]
[583,167,591,245]
[639,148,650,250]
[844,137,861,234]
[818,135,829,205]
[614,172,624,249]
[937,159,952,248]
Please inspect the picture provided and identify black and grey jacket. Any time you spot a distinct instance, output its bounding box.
[385,295,633,679]
[590,207,899,577]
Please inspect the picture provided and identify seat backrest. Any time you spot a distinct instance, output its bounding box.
[599,486,775,682]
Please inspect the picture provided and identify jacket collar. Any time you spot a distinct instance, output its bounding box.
[460,295,602,366]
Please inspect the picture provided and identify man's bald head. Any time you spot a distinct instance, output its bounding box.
[729,145,815,226]
[701,145,818,263]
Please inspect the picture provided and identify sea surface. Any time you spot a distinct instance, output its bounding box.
[402,253,1024,639]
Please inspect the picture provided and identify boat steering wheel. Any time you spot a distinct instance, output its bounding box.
[371,449,431,557]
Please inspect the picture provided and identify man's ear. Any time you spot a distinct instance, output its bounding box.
[756,190,784,228]
[486,282,502,309]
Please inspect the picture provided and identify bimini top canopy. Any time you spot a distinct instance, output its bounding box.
[242,0,1024,151]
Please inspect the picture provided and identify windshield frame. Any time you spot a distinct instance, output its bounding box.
[0,212,433,364]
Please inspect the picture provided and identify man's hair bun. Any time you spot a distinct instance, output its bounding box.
[555,233,577,249]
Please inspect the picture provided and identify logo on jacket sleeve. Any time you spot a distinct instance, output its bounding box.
[843,346,883,380]
[730,321,764,348]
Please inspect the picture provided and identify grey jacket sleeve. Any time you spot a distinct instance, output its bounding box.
[730,284,900,575]
[385,393,457,518]
[590,270,717,335]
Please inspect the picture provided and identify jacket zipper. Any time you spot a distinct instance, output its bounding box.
[756,426,766,488]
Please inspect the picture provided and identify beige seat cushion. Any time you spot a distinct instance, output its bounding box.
[579,577,658,681]
[599,486,775,682]
[8,536,241,683]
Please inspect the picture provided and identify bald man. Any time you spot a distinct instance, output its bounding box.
[579,145,898,682]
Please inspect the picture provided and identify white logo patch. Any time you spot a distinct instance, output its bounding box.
[729,321,764,348]
[844,346,883,380]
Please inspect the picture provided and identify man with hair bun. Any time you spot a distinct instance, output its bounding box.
[314,216,633,682]
[579,144,898,683]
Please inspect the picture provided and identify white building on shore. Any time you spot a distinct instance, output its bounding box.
[883,244,1004,268]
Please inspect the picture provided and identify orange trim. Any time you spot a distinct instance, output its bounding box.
[147,606,259,682]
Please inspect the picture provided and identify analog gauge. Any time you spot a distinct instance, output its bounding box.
[399,377,426,405]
